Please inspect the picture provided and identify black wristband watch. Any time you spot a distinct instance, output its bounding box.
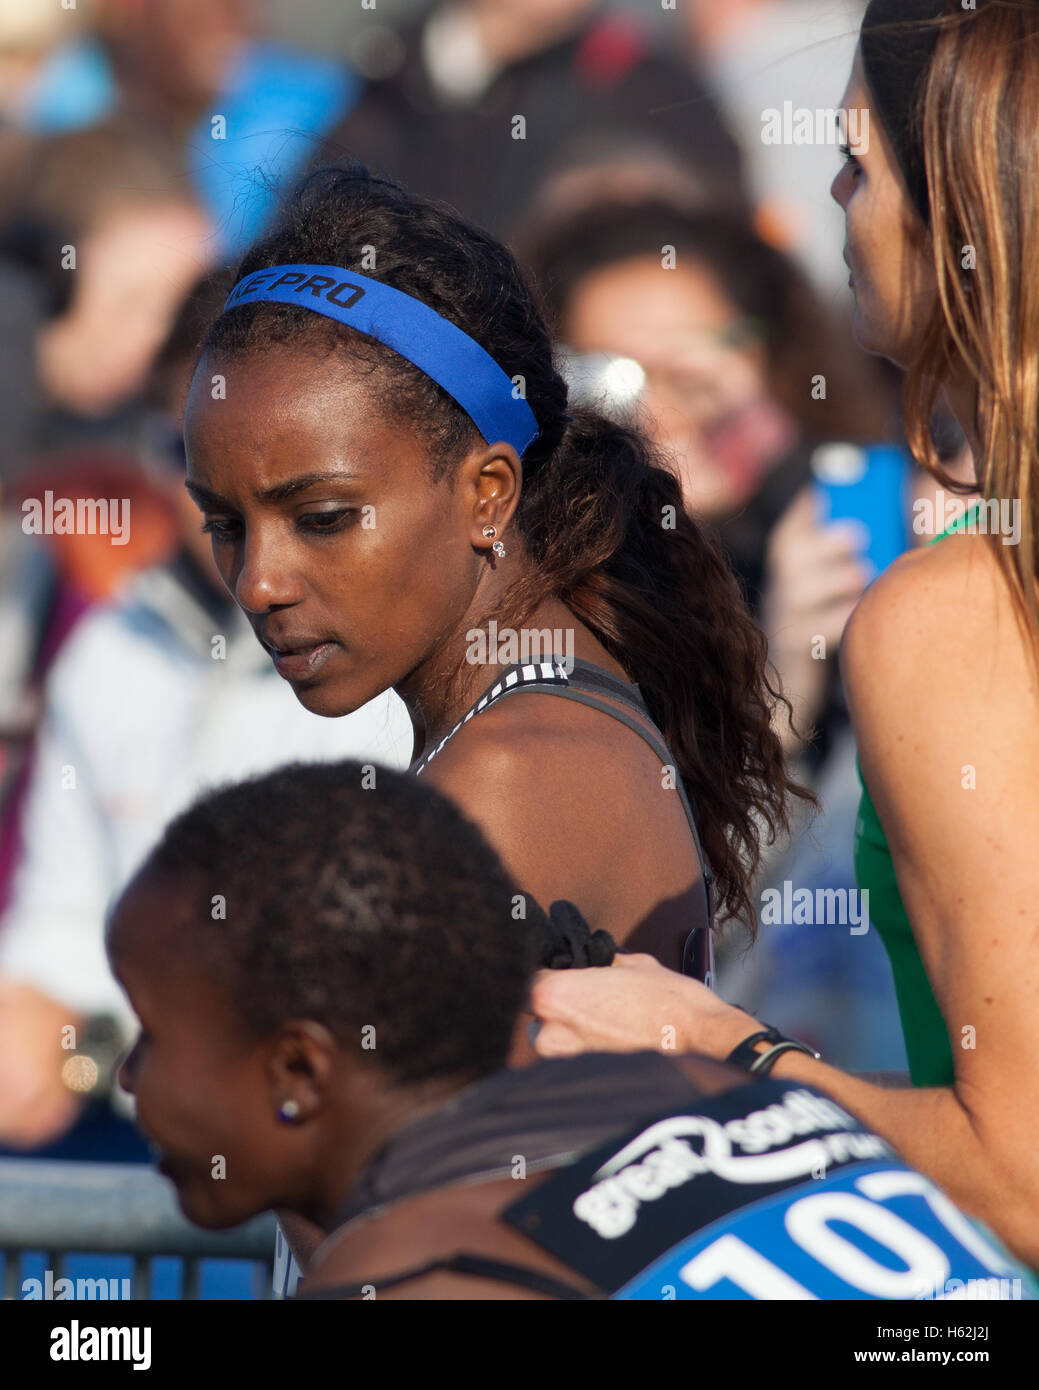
[726,1023,822,1077]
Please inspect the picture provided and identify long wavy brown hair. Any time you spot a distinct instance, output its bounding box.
[902,1,1039,650]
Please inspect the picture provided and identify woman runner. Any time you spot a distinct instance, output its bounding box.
[183,164,807,979]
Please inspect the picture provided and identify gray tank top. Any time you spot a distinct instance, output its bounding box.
[413,656,714,979]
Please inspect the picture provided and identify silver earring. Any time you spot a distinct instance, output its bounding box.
[278,1099,301,1123]
[482,524,506,558]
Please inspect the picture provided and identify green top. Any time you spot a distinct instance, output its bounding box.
[853,500,985,1087]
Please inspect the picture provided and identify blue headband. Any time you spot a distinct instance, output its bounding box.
[223,263,540,457]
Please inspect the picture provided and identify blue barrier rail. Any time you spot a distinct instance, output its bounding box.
[0,1158,276,1300]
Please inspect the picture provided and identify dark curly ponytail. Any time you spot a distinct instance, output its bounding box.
[202,163,811,930]
[507,406,811,929]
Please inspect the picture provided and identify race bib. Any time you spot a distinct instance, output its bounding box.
[503,1080,1034,1301]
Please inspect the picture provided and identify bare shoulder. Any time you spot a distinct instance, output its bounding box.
[841,533,1033,705]
[417,690,685,922]
[420,687,667,812]
[841,532,1039,832]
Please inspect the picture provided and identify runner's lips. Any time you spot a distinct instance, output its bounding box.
[263,637,337,682]
[261,634,332,655]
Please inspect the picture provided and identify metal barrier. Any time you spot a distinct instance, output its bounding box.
[0,1159,276,1300]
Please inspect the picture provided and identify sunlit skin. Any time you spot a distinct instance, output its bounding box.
[529,39,1039,1267]
[830,51,938,369]
[183,343,707,973]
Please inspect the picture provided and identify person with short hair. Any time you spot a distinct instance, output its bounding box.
[107,761,1035,1300]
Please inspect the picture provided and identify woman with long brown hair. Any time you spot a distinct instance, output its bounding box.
[531,0,1039,1269]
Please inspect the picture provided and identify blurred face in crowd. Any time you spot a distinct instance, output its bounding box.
[100,0,247,114]
[830,48,937,368]
[560,253,789,521]
[184,345,506,718]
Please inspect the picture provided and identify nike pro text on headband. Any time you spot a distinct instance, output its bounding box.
[223,264,541,458]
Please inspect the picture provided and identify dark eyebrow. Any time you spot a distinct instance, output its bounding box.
[184,470,362,510]
[256,470,362,503]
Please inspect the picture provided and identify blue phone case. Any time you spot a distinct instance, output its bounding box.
[812,444,911,578]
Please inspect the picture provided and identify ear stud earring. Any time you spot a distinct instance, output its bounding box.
[482,525,506,558]
[278,1099,301,1123]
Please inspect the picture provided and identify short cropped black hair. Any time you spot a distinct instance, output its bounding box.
[139,761,539,1086]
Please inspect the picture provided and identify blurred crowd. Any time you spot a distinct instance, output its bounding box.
[0,0,973,1159]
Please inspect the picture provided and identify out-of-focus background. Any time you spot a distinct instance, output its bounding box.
[0,0,975,1298]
